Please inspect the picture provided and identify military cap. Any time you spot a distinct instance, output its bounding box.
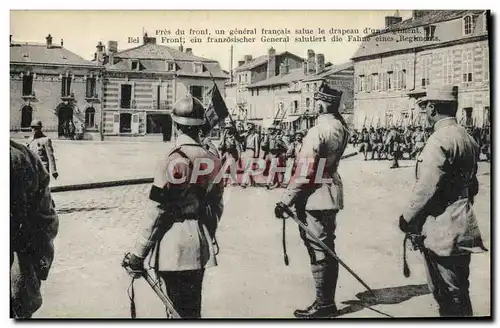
[416,86,457,107]
[30,119,43,128]
[314,82,343,104]
[172,94,205,126]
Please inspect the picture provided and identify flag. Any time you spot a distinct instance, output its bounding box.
[202,81,230,134]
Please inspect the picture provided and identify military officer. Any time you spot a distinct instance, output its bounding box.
[27,120,58,180]
[123,95,224,318]
[241,122,260,187]
[11,140,59,318]
[275,82,350,318]
[399,86,487,317]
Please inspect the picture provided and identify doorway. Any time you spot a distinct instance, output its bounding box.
[21,105,33,129]
[146,114,172,141]
[120,113,132,133]
[463,107,473,127]
[58,105,74,138]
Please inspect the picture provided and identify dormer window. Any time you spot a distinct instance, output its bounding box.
[463,15,474,35]
[22,53,29,58]
[424,25,436,41]
[193,62,204,74]
[131,60,141,71]
[165,61,176,72]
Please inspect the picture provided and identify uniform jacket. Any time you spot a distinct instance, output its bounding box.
[286,140,303,159]
[244,131,260,158]
[27,134,57,175]
[10,140,59,317]
[281,114,349,211]
[134,134,224,271]
[402,118,486,257]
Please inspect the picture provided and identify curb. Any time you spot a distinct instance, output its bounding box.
[50,151,359,193]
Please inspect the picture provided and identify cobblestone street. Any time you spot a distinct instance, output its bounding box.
[35,155,491,318]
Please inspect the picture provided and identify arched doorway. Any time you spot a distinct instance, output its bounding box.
[21,105,33,129]
[57,104,74,138]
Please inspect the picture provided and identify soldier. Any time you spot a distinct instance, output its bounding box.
[399,86,487,317]
[122,95,224,318]
[359,127,370,161]
[385,125,402,169]
[241,122,260,188]
[410,126,425,159]
[10,140,59,318]
[27,120,58,181]
[266,125,288,189]
[480,126,491,162]
[275,82,349,318]
[219,119,240,187]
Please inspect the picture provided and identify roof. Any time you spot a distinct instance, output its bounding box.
[247,68,306,88]
[352,10,487,60]
[302,61,354,81]
[112,43,215,62]
[234,51,304,72]
[10,42,96,66]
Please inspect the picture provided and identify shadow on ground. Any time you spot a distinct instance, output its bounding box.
[337,284,430,318]
[57,206,118,214]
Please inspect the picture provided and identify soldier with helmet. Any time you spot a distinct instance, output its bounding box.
[275,82,350,318]
[219,118,241,186]
[26,120,58,181]
[265,124,288,189]
[122,94,224,318]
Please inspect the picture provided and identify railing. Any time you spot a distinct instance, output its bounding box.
[61,92,75,101]
[21,91,36,99]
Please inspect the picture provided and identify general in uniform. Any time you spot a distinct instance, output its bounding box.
[26,120,58,180]
[10,140,59,318]
[123,95,224,318]
[241,122,260,187]
[399,86,487,317]
[275,82,350,318]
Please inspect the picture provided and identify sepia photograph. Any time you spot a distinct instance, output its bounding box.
[9,9,491,319]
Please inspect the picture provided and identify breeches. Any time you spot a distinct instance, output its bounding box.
[158,269,205,318]
[423,251,473,317]
[299,210,338,264]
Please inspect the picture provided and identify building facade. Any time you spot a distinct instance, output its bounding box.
[10,34,104,139]
[352,10,490,130]
[101,35,228,139]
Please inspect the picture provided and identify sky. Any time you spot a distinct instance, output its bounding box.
[10,10,412,71]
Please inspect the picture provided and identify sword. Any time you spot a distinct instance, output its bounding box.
[276,202,375,296]
[142,271,181,319]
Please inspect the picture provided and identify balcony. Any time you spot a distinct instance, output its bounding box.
[85,92,99,102]
[60,92,75,101]
[21,91,36,100]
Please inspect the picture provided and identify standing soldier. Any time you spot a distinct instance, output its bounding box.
[399,87,487,317]
[275,83,349,318]
[241,122,260,188]
[359,127,370,161]
[27,120,58,181]
[219,119,240,187]
[285,130,305,181]
[410,126,426,159]
[122,95,224,318]
[266,125,288,189]
[11,140,59,318]
[385,125,402,169]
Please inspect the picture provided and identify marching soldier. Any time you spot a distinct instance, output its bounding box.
[122,95,224,318]
[410,126,425,159]
[11,140,59,318]
[241,122,260,188]
[359,127,370,161]
[385,125,402,169]
[27,120,58,181]
[275,82,349,318]
[399,86,487,317]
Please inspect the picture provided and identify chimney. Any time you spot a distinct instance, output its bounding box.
[303,61,308,75]
[186,48,193,56]
[315,54,325,74]
[266,47,276,79]
[385,15,403,28]
[46,34,53,48]
[143,33,157,45]
[108,40,118,65]
[412,10,434,20]
[244,55,253,63]
[96,41,105,64]
[238,60,245,67]
[306,49,316,74]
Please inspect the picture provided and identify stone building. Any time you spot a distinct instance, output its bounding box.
[351,10,490,130]
[10,34,104,139]
[100,34,228,139]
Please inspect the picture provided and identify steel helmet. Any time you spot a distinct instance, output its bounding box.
[30,119,43,128]
[172,94,205,126]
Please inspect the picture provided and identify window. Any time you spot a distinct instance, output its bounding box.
[22,74,33,96]
[400,70,407,89]
[421,56,432,87]
[387,72,393,90]
[463,107,473,126]
[464,15,473,35]
[366,75,372,92]
[484,48,489,81]
[313,83,317,91]
[256,89,259,96]
[442,54,453,85]
[120,84,132,108]
[193,62,203,73]
[131,60,139,70]
[61,75,72,97]
[189,85,203,102]
[86,77,96,98]
[305,98,310,109]
[424,25,436,40]
[85,107,96,128]
[251,90,254,96]
[293,100,299,113]
[372,73,379,91]
[21,106,33,128]
[394,68,400,90]
[381,73,387,91]
[306,83,310,92]
[462,50,473,83]
[166,61,176,71]
[239,75,241,83]
[359,75,365,92]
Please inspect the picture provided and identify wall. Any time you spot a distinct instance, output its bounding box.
[10,64,103,135]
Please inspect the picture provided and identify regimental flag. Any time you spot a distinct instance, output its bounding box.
[202,82,230,134]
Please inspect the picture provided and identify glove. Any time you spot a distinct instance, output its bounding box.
[398,215,419,234]
[274,203,286,219]
[52,172,59,180]
[122,253,144,278]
